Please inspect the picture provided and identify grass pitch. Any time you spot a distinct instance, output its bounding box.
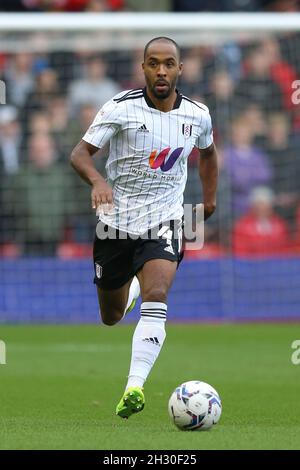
[0,323,300,450]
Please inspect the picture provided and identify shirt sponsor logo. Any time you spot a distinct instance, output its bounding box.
[148,147,183,172]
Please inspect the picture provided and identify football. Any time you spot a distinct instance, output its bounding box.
[168,380,222,431]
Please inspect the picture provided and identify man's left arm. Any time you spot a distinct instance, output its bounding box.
[198,142,218,220]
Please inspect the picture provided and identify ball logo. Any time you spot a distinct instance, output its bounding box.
[149,147,183,172]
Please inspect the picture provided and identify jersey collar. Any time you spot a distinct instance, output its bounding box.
[143,87,182,111]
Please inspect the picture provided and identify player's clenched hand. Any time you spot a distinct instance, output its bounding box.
[193,202,216,221]
[203,202,216,220]
[91,179,114,213]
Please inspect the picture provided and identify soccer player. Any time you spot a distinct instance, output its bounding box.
[70,37,218,419]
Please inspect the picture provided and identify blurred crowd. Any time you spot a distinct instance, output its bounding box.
[0,32,300,258]
[0,0,299,12]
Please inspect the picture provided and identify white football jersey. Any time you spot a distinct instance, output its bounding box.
[82,88,213,235]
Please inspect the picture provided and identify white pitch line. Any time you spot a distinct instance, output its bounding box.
[7,344,128,353]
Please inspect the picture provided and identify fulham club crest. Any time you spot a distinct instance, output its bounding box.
[182,124,192,138]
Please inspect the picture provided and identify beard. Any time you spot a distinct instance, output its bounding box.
[146,76,177,100]
[152,84,172,99]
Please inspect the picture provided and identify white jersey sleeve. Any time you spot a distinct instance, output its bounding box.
[82,97,122,149]
[195,104,214,150]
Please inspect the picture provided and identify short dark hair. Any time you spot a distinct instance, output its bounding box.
[144,37,181,61]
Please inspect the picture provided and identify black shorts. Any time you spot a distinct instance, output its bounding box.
[93,219,184,290]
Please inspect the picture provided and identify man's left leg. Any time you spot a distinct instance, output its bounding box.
[116,258,177,418]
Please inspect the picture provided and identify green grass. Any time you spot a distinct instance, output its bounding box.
[0,324,300,450]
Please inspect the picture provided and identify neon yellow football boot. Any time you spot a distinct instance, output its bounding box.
[116,387,145,419]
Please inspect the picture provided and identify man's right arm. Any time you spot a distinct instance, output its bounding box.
[70,139,113,210]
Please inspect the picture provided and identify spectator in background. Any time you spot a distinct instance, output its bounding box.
[0,0,41,11]
[46,94,71,159]
[235,44,283,115]
[172,0,262,11]
[43,0,89,11]
[178,50,205,99]
[66,103,106,242]
[0,106,21,175]
[65,102,97,151]
[68,55,120,116]
[233,186,289,256]
[122,51,145,89]
[107,0,124,9]
[27,98,70,160]
[84,0,108,10]
[4,53,34,107]
[278,31,300,77]
[261,36,298,111]
[125,0,170,11]
[184,146,231,247]
[205,69,235,144]
[0,106,21,246]
[0,0,92,11]
[12,133,75,255]
[241,103,267,148]
[296,205,300,251]
[85,0,124,10]
[223,115,272,218]
[22,67,60,136]
[28,110,51,136]
[21,102,98,246]
[0,0,297,10]
[264,112,300,227]
[263,0,299,12]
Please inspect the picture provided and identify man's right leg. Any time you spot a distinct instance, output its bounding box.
[97,282,131,326]
[97,275,140,326]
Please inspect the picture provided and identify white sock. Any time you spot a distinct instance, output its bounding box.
[126,302,167,390]
[123,276,140,317]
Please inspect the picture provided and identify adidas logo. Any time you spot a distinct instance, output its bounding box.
[137,124,149,133]
[142,337,160,346]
